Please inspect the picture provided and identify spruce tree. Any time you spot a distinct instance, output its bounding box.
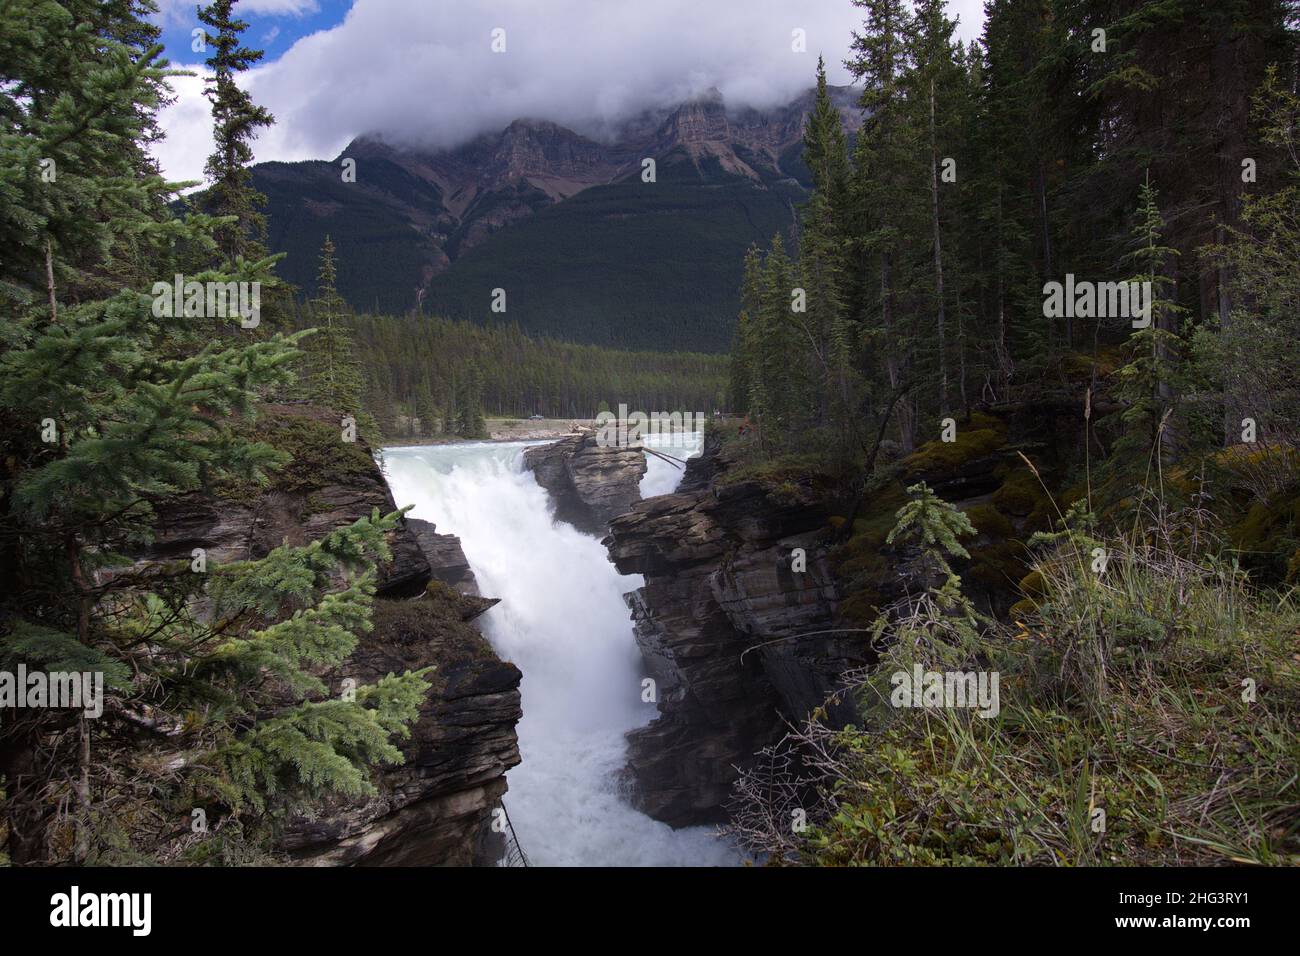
[971,0,1048,396]
[803,56,852,222]
[1204,68,1300,459]
[1106,173,1187,492]
[299,235,364,415]
[876,481,983,672]
[796,191,850,434]
[906,0,963,416]
[729,246,765,416]
[754,234,798,444]
[847,0,922,452]
[415,387,439,438]
[456,362,487,438]
[199,0,274,264]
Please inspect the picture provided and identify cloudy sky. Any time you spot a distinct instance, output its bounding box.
[151,0,988,186]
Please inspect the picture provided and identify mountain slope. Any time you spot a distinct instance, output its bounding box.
[423,156,803,352]
[252,86,861,351]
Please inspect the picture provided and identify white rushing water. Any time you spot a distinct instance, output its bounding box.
[381,432,740,866]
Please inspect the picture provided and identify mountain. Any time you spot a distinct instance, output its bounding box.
[254,86,861,352]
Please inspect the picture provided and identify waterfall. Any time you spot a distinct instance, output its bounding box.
[381,434,739,866]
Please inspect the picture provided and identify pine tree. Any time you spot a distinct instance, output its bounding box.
[847,0,922,452]
[800,60,859,451]
[888,481,977,581]
[727,309,753,415]
[729,246,765,415]
[412,370,439,438]
[1204,67,1300,460]
[796,191,850,432]
[907,0,963,416]
[754,234,800,441]
[447,361,488,439]
[803,56,852,222]
[299,235,364,415]
[876,481,983,671]
[0,0,179,313]
[457,362,487,438]
[975,0,1055,388]
[199,0,275,264]
[1105,173,1187,491]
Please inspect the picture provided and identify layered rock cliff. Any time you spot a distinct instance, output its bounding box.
[603,432,865,826]
[523,431,647,535]
[285,585,520,866]
[133,404,521,865]
[406,517,480,595]
[139,405,431,598]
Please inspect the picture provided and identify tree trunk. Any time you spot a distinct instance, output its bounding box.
[1037,161,1063,347]
[45,238,58,322]
[882,253,914,452]
[995,182,1011,395]
[930,79,949,415]
[76,716,91,863]
[65,533,93,862]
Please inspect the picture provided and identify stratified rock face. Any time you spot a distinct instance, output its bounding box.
[523,432,647,534]
[284,590,521,866]
[141,405,430,598]
[128,405,521,865]
[604,433,867,827]
[406,517,479,595]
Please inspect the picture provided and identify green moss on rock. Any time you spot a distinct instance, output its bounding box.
[1230,492,1300,583]
[967,539,1029,594]
[256,414,377,495]
[369,587,500,679]
[904,411,1008,477]
[991,467,1046,518]
[831,486,908,624]
[963,503,1014,539]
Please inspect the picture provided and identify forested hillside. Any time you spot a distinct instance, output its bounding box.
[339,311,729,434]
[273,236,728,440]
[418,160,803,352]
[253,155,447,315]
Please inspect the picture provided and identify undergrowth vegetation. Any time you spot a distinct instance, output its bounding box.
[728,478,1300,866]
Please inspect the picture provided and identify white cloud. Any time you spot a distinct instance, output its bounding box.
[152,0,987,186]
[152,0,319,25]
[241,0,320,13]
[153,67,214,188]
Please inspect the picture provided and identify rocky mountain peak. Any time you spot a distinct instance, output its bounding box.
[251,84,864,330]
[658,90,731,145]
[491,119,610,181]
